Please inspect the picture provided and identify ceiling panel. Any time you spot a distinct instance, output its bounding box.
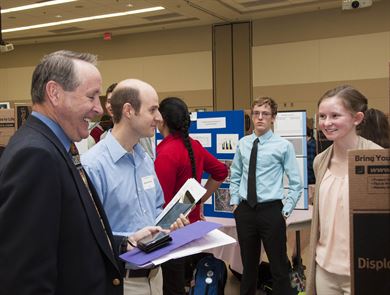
[0,0,379,45]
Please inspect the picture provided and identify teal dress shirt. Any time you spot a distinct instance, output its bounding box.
[229,130,302,216]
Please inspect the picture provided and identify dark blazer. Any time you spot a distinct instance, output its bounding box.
[0,116,124,295]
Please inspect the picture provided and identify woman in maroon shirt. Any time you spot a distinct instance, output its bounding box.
[155,97,227,295]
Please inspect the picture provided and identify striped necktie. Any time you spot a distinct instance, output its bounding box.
[69,143,114,253]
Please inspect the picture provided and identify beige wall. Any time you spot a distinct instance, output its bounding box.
[251,0,390,117]
[0,0,389,117]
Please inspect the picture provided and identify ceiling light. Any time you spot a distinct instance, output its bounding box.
[3,6,165,33]
[1,0,77,14]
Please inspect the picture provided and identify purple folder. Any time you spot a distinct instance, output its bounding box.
[120,221,222,266]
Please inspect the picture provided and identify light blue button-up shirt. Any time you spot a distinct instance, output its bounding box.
[229,130,302,216]
[81,131,164,236]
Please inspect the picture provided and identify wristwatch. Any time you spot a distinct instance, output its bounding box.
[120,237,128,254]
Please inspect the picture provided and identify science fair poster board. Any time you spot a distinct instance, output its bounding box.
[156,110,308,218]
[156,110,245,218]
[0,109,15,146]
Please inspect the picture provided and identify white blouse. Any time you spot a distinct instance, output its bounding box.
[316,168,350,276]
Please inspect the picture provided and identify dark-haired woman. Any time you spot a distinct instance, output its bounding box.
[357,108,390,148]
[155,97,228,295]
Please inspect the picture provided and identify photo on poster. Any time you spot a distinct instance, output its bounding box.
[214,188,233,213]
[216,134,239,154]
[0,102,10,109]
[14,103,32,130]
[219,159,233,183]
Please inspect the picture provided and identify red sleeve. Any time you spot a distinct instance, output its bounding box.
[89,125,103,143]
[196,141,228,181]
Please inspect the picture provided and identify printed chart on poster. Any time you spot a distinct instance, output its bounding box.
[156,110,308,218]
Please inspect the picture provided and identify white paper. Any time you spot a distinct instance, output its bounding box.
[189,133,212,148]
[190,112,197,121]
[155,178,206,224]
[151,229,236,266]
[274,112,305,136]
[197,117,226,129]
[284,136,305,156]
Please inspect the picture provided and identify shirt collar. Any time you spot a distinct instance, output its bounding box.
[105,131,146,163]
[32,111,71,151]
[252,129,273,144]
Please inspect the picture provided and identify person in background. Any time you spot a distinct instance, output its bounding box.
[88,83,117,146]
[307,127,317,184]
[306,85,383,295]
[81,79,189,295]
[18,106,30,128]
[0,50,160,295]
[229,96,302,295]
[155,96,228,295]
[357,108,390,148]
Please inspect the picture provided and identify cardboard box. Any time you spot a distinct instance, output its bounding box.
[348,149,390,295]
[0,109,15,146]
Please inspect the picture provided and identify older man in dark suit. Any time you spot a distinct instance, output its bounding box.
[0,50,158,295]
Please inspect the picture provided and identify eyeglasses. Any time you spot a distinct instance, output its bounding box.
[252,111,272,118]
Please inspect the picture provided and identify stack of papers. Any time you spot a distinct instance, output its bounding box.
[120,221,236,269]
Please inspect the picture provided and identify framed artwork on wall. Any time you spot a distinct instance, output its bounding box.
[14,103,32,130]
[0,102,10,109]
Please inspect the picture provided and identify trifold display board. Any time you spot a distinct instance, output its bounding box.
[156,110,308,219]
[274,111,308,211]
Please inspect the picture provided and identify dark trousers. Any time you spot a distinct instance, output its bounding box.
[234,200,293,295]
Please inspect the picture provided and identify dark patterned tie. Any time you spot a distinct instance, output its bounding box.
[69,143,113,253]
[247,138,259,208]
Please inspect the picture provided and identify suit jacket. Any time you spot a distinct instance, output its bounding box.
[0,116,124,295]
[305,136,382,295]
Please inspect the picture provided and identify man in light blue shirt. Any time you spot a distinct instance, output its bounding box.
[229,97,302,295]
[81,79,183,295]
[82,131,164,235]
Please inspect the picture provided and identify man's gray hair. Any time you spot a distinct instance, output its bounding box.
[31,50,97,104]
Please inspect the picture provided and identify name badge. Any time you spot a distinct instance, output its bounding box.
[141,175,155,190]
